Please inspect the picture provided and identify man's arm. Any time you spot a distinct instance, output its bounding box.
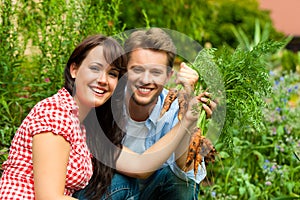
[175,93,215,170]
[115,96,201,179]
[174,62,216,171]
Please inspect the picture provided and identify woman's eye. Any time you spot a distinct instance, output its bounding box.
[90,66,100,71]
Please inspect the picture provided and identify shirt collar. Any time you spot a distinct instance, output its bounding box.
[146,93,164,125]
[123,88,168,126]
[58,87,79,117]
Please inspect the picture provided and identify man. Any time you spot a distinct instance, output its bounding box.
[120,28,214,200]
[74,28,215,200]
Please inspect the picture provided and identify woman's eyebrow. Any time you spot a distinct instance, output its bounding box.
[91,61,104,67]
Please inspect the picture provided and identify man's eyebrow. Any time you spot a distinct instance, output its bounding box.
[130,65,143,68]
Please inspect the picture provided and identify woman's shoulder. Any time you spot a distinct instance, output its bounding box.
[34,88,74,112]
[27,88,77,141]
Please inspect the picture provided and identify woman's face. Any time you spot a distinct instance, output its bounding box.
[71,46,120,109]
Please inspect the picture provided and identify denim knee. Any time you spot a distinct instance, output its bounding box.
[73,173,139,200]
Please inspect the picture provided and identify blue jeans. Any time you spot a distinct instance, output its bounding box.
[73,166,199,200]
[138,166,199,200]
[73,173,139,200]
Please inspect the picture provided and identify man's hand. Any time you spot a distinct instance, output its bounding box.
[175,62,199,90]
[199,91,217,119]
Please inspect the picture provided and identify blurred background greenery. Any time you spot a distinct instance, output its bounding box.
[0,0,299,199]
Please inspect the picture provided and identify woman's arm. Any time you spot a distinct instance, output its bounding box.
[32,132,77,200]
[116,96,200,179]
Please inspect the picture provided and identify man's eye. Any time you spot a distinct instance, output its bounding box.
[151,70,163,76]
[109,71,119,78]
[132,68,144,73]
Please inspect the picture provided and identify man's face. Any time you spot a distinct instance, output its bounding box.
[127,48,172,107]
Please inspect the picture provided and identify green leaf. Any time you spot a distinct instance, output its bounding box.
[239,187,246,196]
[252,150,265,168]
[219,151,230,159]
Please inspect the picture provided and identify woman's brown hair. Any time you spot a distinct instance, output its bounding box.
[64,34,127,199]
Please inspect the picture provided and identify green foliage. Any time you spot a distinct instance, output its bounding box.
[191,40,284,153]
[118,0,284,48]
[0,0,124,171]
[231,18,276,51]
[0,1,299,198]
[201,72,300,199]
[281,49,299,72]
[194,12,299,199]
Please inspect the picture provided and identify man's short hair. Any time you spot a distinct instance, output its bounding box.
[124,28,177,70]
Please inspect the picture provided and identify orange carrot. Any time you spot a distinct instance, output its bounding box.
[177,90,189,121]
[185,128,202,168]
[194,143,202,177]
[204,145,217,165]
[185,127,217,176]
[160,88,178,118]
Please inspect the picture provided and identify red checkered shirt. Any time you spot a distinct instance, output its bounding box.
[0,88,93,199]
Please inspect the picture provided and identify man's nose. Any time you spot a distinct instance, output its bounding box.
[140,71,151,84]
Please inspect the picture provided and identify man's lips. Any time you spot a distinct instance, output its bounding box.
[136,86,153,95]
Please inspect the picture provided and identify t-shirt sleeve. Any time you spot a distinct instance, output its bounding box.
[28,102,74,143]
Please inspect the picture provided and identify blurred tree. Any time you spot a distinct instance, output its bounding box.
[118,0,284,48]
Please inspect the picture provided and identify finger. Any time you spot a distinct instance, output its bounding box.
[200,97,210,105]
[202,104,212,118]
[177,70,198,81]
[180,62,198,74]
[202,91,220,105]
[176,76,195,88]
[200,97,217,111]
[177,68,198,78]
[178,63,199,78]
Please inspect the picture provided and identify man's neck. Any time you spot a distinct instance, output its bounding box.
[127,98,156,122]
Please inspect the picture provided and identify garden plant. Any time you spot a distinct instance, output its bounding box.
[0,0,299,199]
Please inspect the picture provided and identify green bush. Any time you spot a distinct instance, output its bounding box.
[201,72,300,199]
[0,0,124,170]
[281,49,299,72]
[118,0,284,48]
[0,1,299,199]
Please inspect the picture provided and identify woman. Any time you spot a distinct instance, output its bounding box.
[0,34,127,199]
[0,34,202,200]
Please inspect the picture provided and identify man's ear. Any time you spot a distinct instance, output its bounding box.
[70,63,78,79]
[166,70,174,82]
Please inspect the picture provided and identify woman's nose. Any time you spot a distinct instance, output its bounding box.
[97,73,108,85]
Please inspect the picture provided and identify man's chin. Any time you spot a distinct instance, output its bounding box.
[132,95,155,107]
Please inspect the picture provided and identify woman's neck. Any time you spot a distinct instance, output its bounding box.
[73,96,91,123]
[78,107,91,123]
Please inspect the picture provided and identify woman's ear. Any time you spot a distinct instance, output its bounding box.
[70,63,78,79]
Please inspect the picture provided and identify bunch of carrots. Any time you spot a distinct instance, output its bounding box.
[160,40,284,178]
[159,84,217,177]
